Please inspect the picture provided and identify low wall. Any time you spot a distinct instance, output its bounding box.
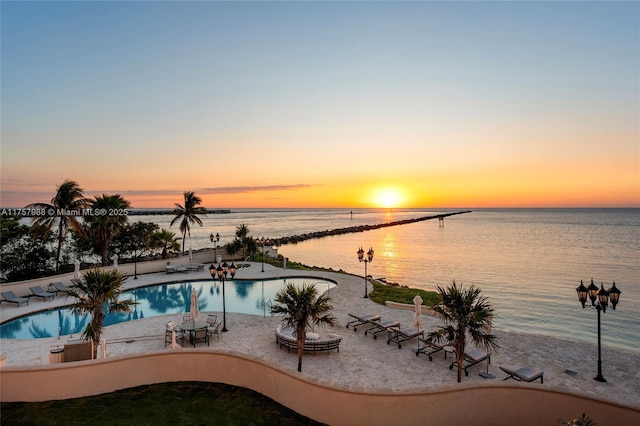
[0,251,217,297]
[1,351,638,425]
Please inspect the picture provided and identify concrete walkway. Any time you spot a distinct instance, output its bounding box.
[1,262,638,409]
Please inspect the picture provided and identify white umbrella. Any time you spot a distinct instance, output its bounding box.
[169,330,181,349]
[113,254,118,270]
[412,294,424,331]
[74,259,80,279]
[189,288,200,321]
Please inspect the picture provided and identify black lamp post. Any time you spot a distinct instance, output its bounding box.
[576,279,622,382]
[209,232,220,263]
[357,246,374,298]
[258,237,266,272]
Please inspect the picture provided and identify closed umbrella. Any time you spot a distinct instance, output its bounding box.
[113,254,118,270]
[169,330,181,349]
[189,288,200,321]
[74,259,80,279]
[413,294,424,353]
[189,247,193,265]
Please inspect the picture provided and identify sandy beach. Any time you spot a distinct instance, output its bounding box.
[1,262,639,413]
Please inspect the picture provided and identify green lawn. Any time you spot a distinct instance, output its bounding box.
[1,382,324,426]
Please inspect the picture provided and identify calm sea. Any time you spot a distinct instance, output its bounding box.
[132,208,639,354]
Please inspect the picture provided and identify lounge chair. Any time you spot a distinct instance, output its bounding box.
[29,286,56,301]
[499,366,544,383]
[414,337,446,361]
[51,282,70,295]
[387,327,424,348]
[364,319,400,339]
[1,291,29,307]
[449,348,490,376]
[346,313,381,331]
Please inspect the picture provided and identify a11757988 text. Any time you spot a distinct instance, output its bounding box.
[1,208,129,217]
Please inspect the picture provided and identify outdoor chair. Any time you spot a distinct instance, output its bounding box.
[192,327,209,347]
[346,313,381,332]
[51,282,70,295]
[29,286,56,301]
[364,319,400,339]
[414,337,446,361]
[450,348,490,376]
[387,327,424,349]
[499,366,544,383]
[207,314,221,341]
[165,321,184,347]
[1,291,29,307]
[182,315,192,324]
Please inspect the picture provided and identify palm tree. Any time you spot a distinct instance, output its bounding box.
[26,179,90,273]
[63,268,136,358]
[170,191,207,254]
[87,194,131,266]
[271,282,337,372]
[426,281,498,383]
[150,229,180,259]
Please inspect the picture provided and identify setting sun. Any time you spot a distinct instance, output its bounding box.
[372,187,405,208]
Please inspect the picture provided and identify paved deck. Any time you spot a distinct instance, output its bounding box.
[1,263,638,409]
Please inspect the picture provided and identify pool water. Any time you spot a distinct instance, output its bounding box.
[0,278,335,339]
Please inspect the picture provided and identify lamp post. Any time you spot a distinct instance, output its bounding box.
[575,279,622,382]
[258,237,266,272]
[357,246,374,298]
[209,232,220,263]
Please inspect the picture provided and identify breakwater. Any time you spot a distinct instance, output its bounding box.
[272,211,471,246]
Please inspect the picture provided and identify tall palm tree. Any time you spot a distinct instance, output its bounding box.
[170,191,207,254]
[271,282,337,372]
[426,281,498,383]
[63,268,136,358]
[26,179,90,273]
[87,194,131,266]
[150,229,180,259]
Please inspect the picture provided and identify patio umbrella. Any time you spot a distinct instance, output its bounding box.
[412,294,423,331]
[189,288,200,321]
[113,254,118,270]
[74,259,80,279]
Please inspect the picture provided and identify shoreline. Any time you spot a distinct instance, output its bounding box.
[1,263,639,411]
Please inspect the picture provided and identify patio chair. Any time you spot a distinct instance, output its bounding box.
[165,321,184,347]
[192,327,209,347]
[30,286,56,301]
[182,314,192,324]
[387,327,424,349]
[207,314,221,341]
[450,348,490,376]
[364,319,400,339]
[1,291,29,307]
[346,313,381,332]
[499,366,544,383]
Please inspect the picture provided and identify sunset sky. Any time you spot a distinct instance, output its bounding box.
[1,1,638,209]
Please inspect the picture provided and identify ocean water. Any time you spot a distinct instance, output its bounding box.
[127,208,639,354]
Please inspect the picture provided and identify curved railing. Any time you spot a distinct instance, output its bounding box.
[1,351,638,425]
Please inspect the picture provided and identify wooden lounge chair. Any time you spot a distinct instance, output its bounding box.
[29,286,56,301]
[450,348,490,376]
[499,366,544,383]
[346,313,381,331]
[364,319,400,339]
[1,291,29,307]
[387,327,424,349]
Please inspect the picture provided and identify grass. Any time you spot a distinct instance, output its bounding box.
[1,382,324,426]
[368,281,441,307]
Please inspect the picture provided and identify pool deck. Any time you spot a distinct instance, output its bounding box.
[1,262,639,410]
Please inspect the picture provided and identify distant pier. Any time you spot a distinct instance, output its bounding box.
[272,211,471,246]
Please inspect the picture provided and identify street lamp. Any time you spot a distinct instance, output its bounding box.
[357,246,374,298]
[209,262,238,331]
[575,279,622,382]
[258,237,267,272]
[209,232,220,263]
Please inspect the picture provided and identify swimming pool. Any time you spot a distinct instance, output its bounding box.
[0,278,336,339]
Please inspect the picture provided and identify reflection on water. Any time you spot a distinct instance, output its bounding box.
[0,278,335,339]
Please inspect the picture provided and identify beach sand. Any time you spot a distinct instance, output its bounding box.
[1,262,638,410]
